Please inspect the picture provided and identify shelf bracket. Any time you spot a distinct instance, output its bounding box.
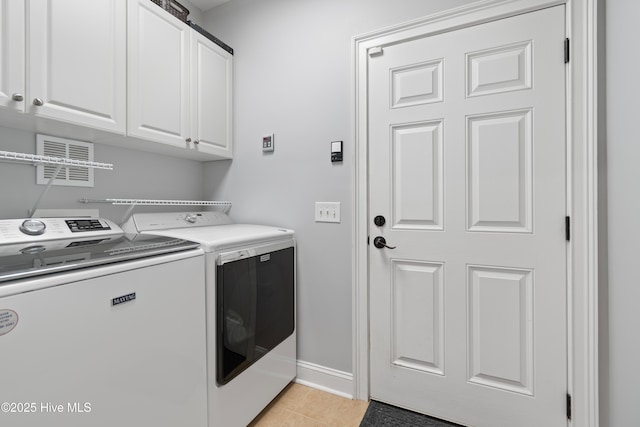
[29,164,63,218]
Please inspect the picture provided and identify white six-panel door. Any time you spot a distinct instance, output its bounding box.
[369,6,567,427]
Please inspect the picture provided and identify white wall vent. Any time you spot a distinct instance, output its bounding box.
[36,134,95,187]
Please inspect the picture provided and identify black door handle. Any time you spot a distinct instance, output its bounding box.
[373,236,396,249]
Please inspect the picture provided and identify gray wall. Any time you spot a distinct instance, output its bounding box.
[203,1,636,425]
[201,0,474,374]
[0,126,204,221]
[606,0,639,425]
[181,0,204,26]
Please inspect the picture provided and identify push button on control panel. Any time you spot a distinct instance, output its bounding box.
[185,213,199,223]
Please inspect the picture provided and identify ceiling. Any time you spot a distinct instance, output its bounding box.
[187,0,231,12]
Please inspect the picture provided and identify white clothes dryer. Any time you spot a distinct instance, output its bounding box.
[122,211,296,427]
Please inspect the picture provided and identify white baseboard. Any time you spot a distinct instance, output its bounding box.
[295,360,355,399]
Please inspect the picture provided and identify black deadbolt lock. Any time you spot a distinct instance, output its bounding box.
[374,215,386,227]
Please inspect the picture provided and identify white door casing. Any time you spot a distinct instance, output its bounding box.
[353,1,601,426]
[368,6,565,426]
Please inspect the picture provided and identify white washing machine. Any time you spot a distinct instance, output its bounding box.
[0,217,208,427]
[122,211,296,427]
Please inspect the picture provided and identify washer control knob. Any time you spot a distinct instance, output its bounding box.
[19,219,46,236]
[185,214,198,224]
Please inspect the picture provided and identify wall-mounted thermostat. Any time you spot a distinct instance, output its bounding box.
[262,134,274,152]
[331,140,343,162]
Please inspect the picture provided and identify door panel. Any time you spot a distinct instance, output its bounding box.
[369,6,567,427]
[467,265,534,395]
[391,59,444,107]
[391,260,445,376]
[0,0,24,112]
[128,0,189,146]
[28,0,126,132]
[467,109,532,232]
[391,120,444,230]
[466,41,532,97]
[191,30,233,156]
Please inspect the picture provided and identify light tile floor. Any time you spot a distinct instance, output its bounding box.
[248,383,370,427]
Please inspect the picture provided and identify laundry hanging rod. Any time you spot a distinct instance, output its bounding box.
[78,198,232,224]
[1,150,114,217]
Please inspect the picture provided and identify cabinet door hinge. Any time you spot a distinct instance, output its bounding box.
[564,38,570,63]
[565,216,571,241]
[567,393,572,420]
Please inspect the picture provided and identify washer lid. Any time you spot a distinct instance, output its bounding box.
[142,224,295,252]
[0,234,200,283]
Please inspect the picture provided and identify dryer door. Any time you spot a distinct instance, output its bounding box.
[216,244,294,385]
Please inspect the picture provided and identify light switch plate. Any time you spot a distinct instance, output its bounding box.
[315,202,341,223]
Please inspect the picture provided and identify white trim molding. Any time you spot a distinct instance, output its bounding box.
[295,360,354,399]
[351,1,600,426]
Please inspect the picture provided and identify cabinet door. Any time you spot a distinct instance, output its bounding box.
[128,0,190,148]
[191,31,233,158]
[28,0,126,133]
[0,0,24,112]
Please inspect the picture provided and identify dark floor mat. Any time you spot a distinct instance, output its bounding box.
[360,401,464,427]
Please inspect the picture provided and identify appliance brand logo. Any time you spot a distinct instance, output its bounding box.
[0,309,18,336]
[112,293,136,306]
[260,254,271,262]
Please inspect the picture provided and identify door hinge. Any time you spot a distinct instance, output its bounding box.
[566,393,572,420]
[564,38,570,63]
[367,235,370,245]
[565,216,571,241]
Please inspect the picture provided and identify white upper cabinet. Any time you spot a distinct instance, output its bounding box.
[28,0,126,133]
[127,0,190,147]
[0,0,232,161]
[0,0,24,112]
[128,0,233,159]
[190,30,233,158]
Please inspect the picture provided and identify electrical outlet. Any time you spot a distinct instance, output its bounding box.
[315,202,341,223]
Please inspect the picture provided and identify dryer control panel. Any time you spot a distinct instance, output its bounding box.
[121,211,233,233]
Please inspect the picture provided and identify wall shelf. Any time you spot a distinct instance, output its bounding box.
[79,198,231,207]
[79,198,232,223]
[0,150,113,170]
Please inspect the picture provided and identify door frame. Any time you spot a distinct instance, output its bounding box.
[351,1,602,426]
